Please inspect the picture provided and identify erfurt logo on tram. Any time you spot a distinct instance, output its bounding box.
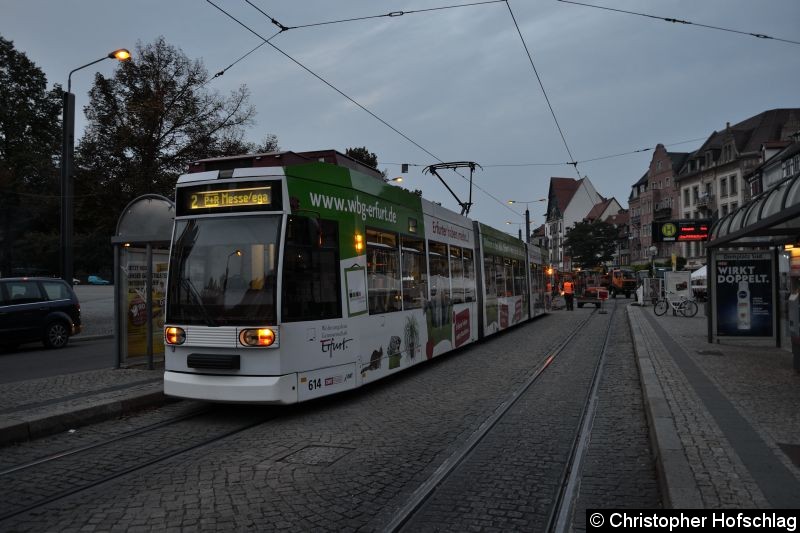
[321,336,353,356]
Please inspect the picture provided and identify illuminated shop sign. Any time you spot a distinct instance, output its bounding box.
[652,219,711,242]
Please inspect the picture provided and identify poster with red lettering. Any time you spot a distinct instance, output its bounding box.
[454,309,471,347]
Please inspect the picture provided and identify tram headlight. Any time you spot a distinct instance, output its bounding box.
[165,326,186,345]
[239,328,276,347]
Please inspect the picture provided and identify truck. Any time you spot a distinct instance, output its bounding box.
[603,267,637,298]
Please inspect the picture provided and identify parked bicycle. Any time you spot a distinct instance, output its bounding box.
[653,292,698,317]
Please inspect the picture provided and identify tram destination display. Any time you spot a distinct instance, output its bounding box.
[176,180,282,215]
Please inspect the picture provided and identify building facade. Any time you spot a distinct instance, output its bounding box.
[675,109,800,268]
[628,145,688,267]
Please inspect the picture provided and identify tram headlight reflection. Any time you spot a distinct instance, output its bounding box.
[239,328,276,347]
[165,327,186,345]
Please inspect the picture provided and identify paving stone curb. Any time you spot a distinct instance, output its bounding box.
[627,305,703,509]
[0,388,168,446]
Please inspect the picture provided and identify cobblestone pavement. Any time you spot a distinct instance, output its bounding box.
[0,368,164,444]
[630,304,800,508]
[0,304,660,532]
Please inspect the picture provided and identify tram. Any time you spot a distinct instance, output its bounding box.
[163,150,547,403]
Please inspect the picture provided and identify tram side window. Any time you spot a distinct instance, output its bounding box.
[282,215,341,322]
[401,236,427,310]
[513,259,525,297]
[429,241,450,302]
[450,246,464,304]
[463,248,476,302]
[494,256,507,296]
[500,257,512,296]
[484,254,497,298]
[367,228,401,314]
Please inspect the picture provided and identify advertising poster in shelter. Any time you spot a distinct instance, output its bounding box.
[714,252,774,337]
[664,271,691,300]
[123,249,169,358]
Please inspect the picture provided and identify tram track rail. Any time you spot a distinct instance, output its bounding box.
[0,406,283,523]
[387,301,616,533]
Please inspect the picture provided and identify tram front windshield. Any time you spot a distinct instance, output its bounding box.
[167,216,281,326]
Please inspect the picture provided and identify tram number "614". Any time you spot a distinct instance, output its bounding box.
[307,378,322,391]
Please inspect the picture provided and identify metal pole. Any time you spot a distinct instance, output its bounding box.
[114,244,121,368]
[60,91,75,285]
[61,55,116,285]
[525,208,530,243]
[146,243,154,370]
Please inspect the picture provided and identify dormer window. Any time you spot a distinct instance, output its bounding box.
[705,152,713,167]
[723,144,734,162]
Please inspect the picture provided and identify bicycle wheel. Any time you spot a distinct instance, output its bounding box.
[654,299,668,316]
[681,300,698,317]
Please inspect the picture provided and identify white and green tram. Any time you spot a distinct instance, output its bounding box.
[164,150,547,403]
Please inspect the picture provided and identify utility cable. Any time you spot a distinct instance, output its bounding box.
[504,1,582,179]
[207,0,520,216]
[384,135,708,168]
[557,0,800,46]
[277,1,506,30]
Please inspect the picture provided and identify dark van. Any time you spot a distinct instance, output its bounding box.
[0,278,82,349]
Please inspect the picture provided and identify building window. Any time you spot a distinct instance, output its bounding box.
[721,204,729,216]
[666,177,671,188]
[683,189,689,207]
[692,186,699,204]
[720,177,728,197]
[730,175,737,195]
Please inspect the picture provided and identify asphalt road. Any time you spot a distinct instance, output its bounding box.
[0,338,116,384]
[0,285,115,383]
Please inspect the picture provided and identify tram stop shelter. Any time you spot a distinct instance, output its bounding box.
[111,194,175,369]
[707,170,800,368]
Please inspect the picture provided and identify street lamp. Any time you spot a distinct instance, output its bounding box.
[223,249,243,294]
[649,245,658,276]
[61,49,130,285]
[505,221,523,240]
[507,198,546,243]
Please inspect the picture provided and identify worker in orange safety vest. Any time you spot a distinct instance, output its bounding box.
[563,279,574,311]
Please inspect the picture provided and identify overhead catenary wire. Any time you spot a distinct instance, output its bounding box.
[206,0,521,216]
[270,0,507,31]
[557,0,800,46]
[504,1,582,180]
[384,135,709,168]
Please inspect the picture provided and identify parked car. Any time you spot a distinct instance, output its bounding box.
[87,275,110,285]
[0,277,82,349]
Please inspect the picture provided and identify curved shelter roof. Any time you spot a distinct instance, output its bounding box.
[112,194,175,246]
[709,172,800,248]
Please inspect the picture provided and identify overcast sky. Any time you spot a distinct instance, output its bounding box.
[3,0,799,233]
